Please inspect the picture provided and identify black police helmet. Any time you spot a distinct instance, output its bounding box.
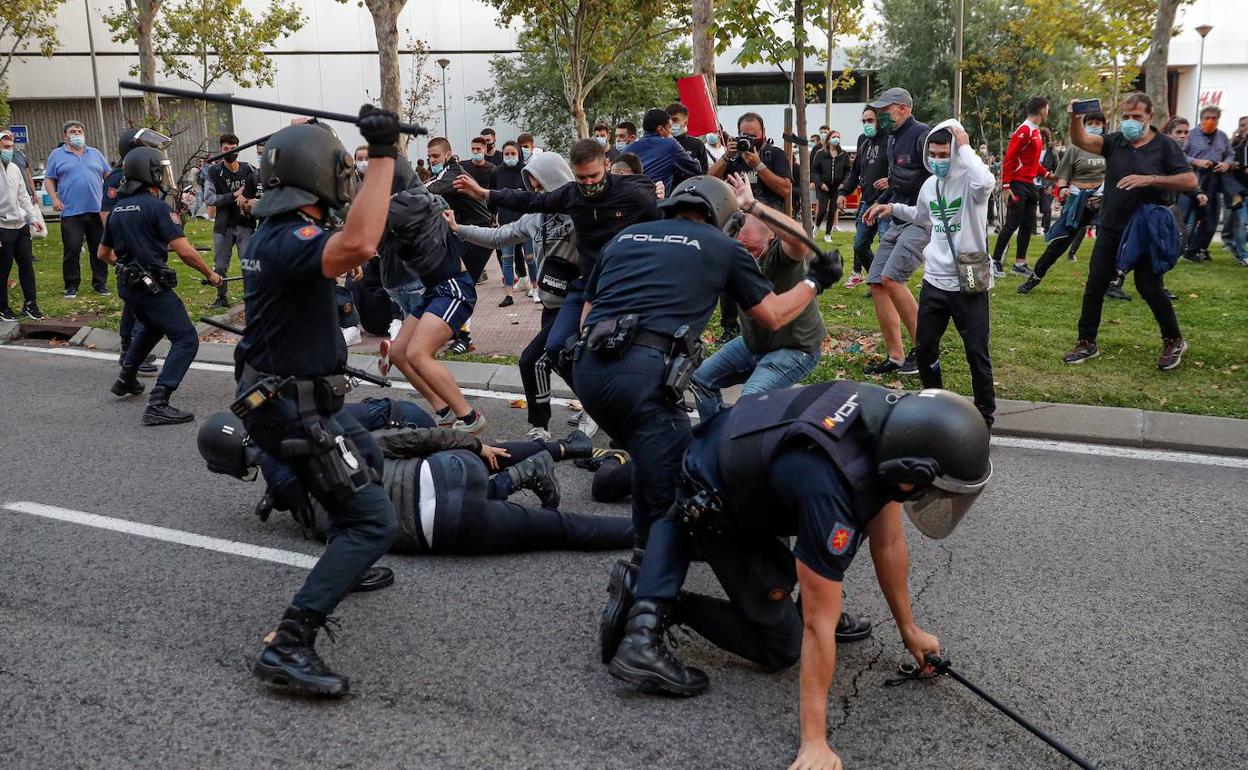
[119,147,171,195]
[251,122,354,218]
[877,389,990,484]
[197,412,259,480]
[658,175,739,230]
[117,127,171,161]
[117,128,144,161]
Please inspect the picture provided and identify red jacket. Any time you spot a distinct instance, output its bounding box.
[1001,121,1043,185]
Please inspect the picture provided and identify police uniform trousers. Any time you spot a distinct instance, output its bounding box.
[239,379,397,617]
[572,345,692,539]
[118,281,198,390]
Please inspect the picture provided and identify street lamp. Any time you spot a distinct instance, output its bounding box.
[436,58,451,138]
[1194,24,1213,119]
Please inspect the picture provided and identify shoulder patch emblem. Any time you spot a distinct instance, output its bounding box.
[169,212,181,225]
[828,523,854,555]
[107,188,117,199]
[293,224,321,241]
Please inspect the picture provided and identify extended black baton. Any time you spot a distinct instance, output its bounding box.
[200,275,245,285]
[749,205,842,270]
[119,81,429,136]
[922,654,1098,769]
[197,316,390,388]
[202,131,275,165]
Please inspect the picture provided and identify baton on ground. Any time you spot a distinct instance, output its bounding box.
[923,654,1098,769]
[119,81,428,136]
[197,316,391,388]
[200,275,246,285]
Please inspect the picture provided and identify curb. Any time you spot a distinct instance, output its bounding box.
[31,322,1246,457]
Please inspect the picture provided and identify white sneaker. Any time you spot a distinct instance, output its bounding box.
[526,426,551,441]
[531,289,541,303]
[576,410,598,438]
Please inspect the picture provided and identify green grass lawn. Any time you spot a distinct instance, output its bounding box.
[8,219,1245,418]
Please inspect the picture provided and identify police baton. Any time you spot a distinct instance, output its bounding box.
[200,275,245,286]
[202,131,275,165]
[197,316,391,388]
[119,81,429,136]
[748,205,842,271]
[907,654,1098,769]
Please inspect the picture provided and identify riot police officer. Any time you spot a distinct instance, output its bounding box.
[234,106,402,697]
[98,147,222,424]
[602,383,992,770]
[570,175,842,599]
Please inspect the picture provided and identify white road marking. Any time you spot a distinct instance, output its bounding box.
[4,344,1244,468]
[2,501,320,569]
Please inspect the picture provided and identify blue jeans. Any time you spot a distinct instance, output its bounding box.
[691,336,822,421]
[499,245,516,287]
[852,208,890,275]
[545,279,585,384]
[385,279,425,319]
[1234,205,1248,259]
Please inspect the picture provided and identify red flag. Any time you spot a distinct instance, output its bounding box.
[676,75,718,136]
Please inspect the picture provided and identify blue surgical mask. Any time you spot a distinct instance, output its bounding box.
[503,156,519,167]
[69,135,86,149]
[929,156,951,178]
[594,135,607,146]
[1120,119,1145,141]
[0,149,11,163]
[706,133,720,146]
[1086,125,1104,136]
[863,123,877,138]
[521,147,532,160]
[830,137,841,146]
[671,123,685,137]
[471,152,484,162]
[429,162,445,175]
[614,140,628,152]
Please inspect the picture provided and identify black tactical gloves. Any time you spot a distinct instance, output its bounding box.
[358,104,401,159]
[805,248,844,293]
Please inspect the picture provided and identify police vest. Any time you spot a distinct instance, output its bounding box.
[715,381,896,526]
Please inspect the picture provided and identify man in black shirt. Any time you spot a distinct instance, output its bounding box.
[424,137,493,279]
[480,128,504,165]
[203,133,257,308]
[839,106,891,283]
[463,136,496,189]
[1062,93,1196,370]
[666,102,709,174]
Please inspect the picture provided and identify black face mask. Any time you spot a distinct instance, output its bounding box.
[224,152,238,163]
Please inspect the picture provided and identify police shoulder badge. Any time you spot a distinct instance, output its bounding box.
[827,523,854,555]
[107,188,117,199]
[293,224,320,241]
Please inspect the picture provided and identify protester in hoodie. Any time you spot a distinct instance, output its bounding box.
[446,152,580,440]
[624,108,702,190]
[839,106,891,287]
[666,102,709,173]
[867,121,996,425]
[991,96,1049,278]
[863,87,930,377]
[490,141,537,303]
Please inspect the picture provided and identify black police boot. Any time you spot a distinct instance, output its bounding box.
[351,566,395,593]
[608,599,709,696]
[119,349,160,377]
[142,384,194,426]
[110,367,146,397]
[505,452,561,509]
[835,612,873,643]
[252,607,349,697]
[600,558,637,664]
[555,429,594,461]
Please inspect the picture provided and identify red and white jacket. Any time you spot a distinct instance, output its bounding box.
[1001,120,1043,186]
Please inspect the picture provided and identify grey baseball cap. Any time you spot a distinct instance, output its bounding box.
[868,87,913,109]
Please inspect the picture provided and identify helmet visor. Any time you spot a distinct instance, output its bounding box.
[903,459,992,539]
[132,128,172,151]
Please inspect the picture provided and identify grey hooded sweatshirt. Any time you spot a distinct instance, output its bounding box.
[456,152,579,308]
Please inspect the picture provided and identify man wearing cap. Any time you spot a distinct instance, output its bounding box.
[861,87,930,378]
[44,120,111,298]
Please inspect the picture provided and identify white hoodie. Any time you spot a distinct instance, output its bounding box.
[889,118,995,292]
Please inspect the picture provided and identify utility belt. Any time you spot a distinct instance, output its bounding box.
[675,456,728,534]
[576,315,704,408]
[116,262,177,295]
[234,363,378,502]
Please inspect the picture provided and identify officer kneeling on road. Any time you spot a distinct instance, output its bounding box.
[98,147,223,424]
[232,106,403,697]
[602,383,992,770]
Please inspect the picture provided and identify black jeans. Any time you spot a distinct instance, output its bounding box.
[1187,172,1222,255]
[1078,226,1181,342]
[1040,189,1054,231]
[992,181,1039,265]
[60,212,108,292]
[118,282,200,390]
[519,306,559,429]
[1034,202,1098,279]
[0,226,36,308]
[915,282,995,425]
[719,293,740,333]
[815,189,833,232]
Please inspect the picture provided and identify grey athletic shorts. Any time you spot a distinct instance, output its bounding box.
[866,219,929,285]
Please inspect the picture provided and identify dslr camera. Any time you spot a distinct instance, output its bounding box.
[734,136,755,154]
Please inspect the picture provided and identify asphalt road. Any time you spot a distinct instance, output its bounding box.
[1,345,1245,770]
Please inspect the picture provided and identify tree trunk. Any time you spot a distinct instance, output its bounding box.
[794,0,813,235]
[692,0,716,101]
[572,95,589,139]
[1143,0,1181,125]
[136,0,162,124]
[368,0,406,115]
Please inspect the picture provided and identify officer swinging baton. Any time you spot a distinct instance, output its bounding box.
[197,316,391,388]
[118,81,429,137]
[896,654,1098,769]
[200,275,245,285]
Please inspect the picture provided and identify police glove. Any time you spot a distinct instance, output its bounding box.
[805,249,843,293]
[358,104,400,158]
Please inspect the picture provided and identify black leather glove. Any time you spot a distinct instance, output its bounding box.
[805,249,843,293]
[358,104,400,158]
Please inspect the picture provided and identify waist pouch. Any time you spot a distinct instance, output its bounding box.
[587,315,640,357]
[536,256,579,298]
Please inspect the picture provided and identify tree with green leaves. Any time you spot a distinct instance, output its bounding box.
[1142,0,1193,125]
[0,1,64,125]
[144,0,303,149]
[481,0,689,138]
[475,29,691,152]
[102,0,165,124]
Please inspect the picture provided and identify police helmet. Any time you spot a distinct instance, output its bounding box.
[197,412,260,481]
[120,147,174,196]
[251,122,355,218]
[117,127,172,161]
[657,175,739,230]
[876,389,992,539]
